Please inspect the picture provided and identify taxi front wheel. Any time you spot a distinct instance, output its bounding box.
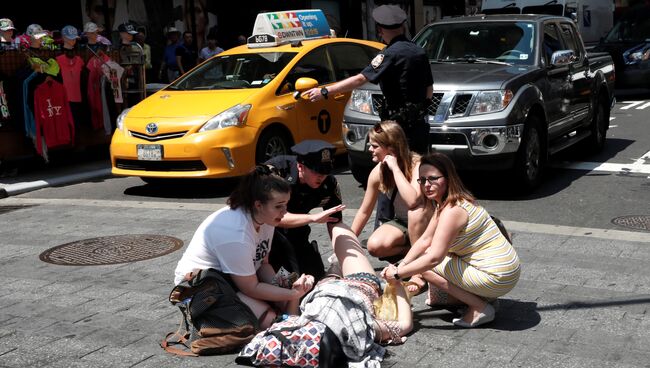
[255,128,292,163]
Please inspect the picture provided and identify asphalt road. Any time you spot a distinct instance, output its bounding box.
[16,96,650,233]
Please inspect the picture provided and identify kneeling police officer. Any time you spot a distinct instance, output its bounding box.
[265,140,346,281]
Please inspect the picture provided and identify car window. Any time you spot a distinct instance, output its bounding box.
[559,23,581,59]
[279,47,335,94]
[329,43,374,80]
[543,22,563,64]
[414,21,535,65]
[604,11,650,43]
[168,52,297,91]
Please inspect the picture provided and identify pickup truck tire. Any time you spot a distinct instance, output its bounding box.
[349,155,371,186]
[584,102,607,153]
[513,115,545,190]
[256,128,291,163]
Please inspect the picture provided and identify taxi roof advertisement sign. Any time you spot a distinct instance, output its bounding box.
[249,9,331,47]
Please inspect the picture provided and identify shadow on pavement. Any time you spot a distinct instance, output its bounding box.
[412,299,541,332]
[123,178,239,199]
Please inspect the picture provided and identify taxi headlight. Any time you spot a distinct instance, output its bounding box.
[469,90,513,115]
[199,104,251,132]
[347,90,375,115]
[116,107,132,131]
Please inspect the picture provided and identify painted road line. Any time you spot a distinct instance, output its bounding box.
[3,197,650,243]
[552,151,650,175]
[637,101,650,109]
[620,101,645,110]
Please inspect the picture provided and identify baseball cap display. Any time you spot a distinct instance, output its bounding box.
[0,18,15,31]
[292,140,335,175]
[61,25,79,40]
[83,22,99,33]
[26,24,48,39]
[118,22,138,35]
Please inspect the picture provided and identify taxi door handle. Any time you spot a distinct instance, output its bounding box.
[333,94,346,101]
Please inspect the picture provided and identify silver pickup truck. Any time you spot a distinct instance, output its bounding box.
[343,14,615,190]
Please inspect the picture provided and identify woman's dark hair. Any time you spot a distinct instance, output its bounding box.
[228,165,291,212]
[420,152,475,209]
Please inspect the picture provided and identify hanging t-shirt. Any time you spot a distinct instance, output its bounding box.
[0,81,10,124]
[86,54,110,130]
[174,206,275,285]
[101,61,125,104]
[33,79,75,155]
[22,71,38,139]
[55,54,84,103]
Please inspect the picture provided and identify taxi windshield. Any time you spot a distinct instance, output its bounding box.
[168,52,298,90]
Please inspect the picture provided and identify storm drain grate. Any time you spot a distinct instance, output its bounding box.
[39,234,184,266]
[611,215,650,232]
[0,204,37,215]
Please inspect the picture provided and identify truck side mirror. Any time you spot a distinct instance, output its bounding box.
[551,50,575,67]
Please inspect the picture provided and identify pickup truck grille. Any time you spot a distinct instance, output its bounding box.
[371,93,445,116]
[427,93,444,115]
[451,94,473,116]
[371,94,385,114]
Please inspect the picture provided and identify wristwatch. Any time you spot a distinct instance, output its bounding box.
[393,272,400,280]
[320,87,329,99]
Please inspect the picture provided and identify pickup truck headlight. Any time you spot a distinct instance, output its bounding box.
[347,90,375,115]
[199,104,251,132]
[116,107,131,131]
[469,90,513,115]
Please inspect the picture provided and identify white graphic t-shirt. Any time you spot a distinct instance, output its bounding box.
[174,206,274,285]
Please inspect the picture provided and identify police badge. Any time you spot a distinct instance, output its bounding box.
[371,53,385,69]
[321,148,331,163]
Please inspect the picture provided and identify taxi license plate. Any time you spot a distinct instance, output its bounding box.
[137,144,163,161]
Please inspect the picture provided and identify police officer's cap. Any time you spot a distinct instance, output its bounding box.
[372,5,407,29]
[292,140,335,175]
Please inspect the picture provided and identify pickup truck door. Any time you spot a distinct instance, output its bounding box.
[559,22,592,129]
[542,21,573,139]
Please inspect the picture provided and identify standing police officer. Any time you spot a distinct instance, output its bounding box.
[265,140,346,281]
[304,4,433,154]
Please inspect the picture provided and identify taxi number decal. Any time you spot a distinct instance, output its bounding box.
[317,109,331,134]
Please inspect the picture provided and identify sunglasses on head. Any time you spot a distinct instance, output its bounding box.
[373,123,383,133]
[416,175,444,184]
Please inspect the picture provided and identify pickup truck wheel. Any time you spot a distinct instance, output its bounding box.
[348,155,371,185]
[585,102,606,153]
[514,117,545,190]
[256,128,290,163]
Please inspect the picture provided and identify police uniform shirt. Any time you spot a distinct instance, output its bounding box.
[265,155,343,223]
[361,34,433,108]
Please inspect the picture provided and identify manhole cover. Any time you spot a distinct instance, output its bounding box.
[39,234,184,266]
[0,204,37,215]
[611,215,650,232]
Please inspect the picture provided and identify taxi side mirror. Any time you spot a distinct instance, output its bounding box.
[294,77,318,92]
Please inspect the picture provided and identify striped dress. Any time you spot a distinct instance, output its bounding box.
[433,200,520,299]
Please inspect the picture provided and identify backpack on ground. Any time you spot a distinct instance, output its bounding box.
[161,268,259,356]
[235,315,347,368]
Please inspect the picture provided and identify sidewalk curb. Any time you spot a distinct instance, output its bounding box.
[0,168,112,198]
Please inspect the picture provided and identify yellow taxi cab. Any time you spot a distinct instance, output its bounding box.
[110,9,383,181]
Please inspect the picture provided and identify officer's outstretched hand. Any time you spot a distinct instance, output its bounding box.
[383,154,399,171]
[310,204,346,224]
[303,87,324,102]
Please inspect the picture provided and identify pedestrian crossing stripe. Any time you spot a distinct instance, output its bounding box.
[619,101,650,110]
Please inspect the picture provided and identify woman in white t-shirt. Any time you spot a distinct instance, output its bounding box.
[174,166,315,328]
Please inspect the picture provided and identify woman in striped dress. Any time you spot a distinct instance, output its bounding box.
[382,153,520,328]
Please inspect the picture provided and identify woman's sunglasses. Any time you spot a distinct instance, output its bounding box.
[416,175,444,184]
